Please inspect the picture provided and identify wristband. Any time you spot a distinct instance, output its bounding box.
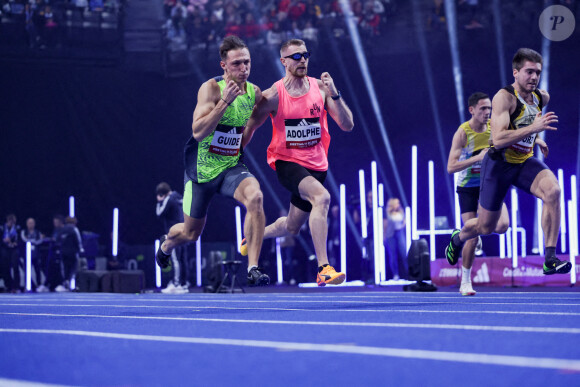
[331,90,342,100]
[221,97,231,105]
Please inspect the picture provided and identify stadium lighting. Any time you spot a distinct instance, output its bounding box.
[69,196,75,218]
[112,208,119,257]
[154,239,161,288]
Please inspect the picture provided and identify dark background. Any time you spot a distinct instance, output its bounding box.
[1,1,579,263]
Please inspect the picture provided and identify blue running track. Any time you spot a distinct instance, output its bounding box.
[1,288,579,386]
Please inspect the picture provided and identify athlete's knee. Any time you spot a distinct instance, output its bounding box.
[245,189,264,213]
[183,227,200,243]
[285,220,301,236]
[543,182,561,205]
[311,190,331,210]
[495,219,509,234]
[478,222,496,236]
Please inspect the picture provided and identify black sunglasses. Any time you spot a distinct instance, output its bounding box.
[284,51,311,61]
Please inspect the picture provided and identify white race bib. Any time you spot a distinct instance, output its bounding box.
[284,118,321,149]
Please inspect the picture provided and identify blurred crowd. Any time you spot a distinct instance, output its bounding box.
[0,0,123,49]
[162,0,396,51]
[0,213,113,293]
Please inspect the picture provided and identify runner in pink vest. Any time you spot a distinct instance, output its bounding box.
[241,39,354,286]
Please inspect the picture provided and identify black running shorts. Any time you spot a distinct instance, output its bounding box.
[275,160,327,213]
[456,186,480,214]
[479,150,549,212]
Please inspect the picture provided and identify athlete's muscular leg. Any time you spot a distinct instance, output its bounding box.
[529,169,561,247]
[459,205,502,242]
[233,177,265,268]
[461,212,478,270]
[163,214,206,252]
[264,204,309,239]
[494,203,510,234]
[298,176,331,266]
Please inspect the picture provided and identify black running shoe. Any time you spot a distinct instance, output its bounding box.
[543,257,572,275]
[247,267,270,286]
[445,229,462,266]
[155,235,172,269]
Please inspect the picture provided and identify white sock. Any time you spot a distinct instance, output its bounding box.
[461,266,472,284]
[248,265,258,273]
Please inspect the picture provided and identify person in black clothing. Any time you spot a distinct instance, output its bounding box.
[156,182,189,293]
[52,216,84,291]
[1,214,21,292]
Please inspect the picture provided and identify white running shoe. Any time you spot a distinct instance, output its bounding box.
[161,282,180,294]
[459,282,476,296]
[55,284,69,293]
[475,236,484,256]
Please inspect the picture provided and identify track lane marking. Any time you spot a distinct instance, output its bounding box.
[1,328,579,371]
[0,303,579,315]
[2,312,580,334]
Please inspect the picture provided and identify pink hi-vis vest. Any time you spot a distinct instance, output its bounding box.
[266,77,330,171]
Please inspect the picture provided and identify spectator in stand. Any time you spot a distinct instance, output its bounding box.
[0,214,21,292]
[266,19,287,46]
[224,13,243,37]
[288,0,306,22]
[206,12,225,45]
[20,218,46,291]
[303,0,322,26]
[24,3,38,48]
[242,12,262,41]
[360,0,381,37]
[302,19,318,46]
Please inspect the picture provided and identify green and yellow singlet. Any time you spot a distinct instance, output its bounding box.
[184,76,256,183]
[456,121,491,188]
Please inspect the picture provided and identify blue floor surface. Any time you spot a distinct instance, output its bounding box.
[1,288,579,386]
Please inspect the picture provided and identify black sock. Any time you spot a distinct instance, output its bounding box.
[318,264,329,273]
[452,233,463,246]
[545,247,556,260]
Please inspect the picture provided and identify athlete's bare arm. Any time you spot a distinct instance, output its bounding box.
[242,85,279,148]
[318,73,354,132]
[490,89,557,149]
[192,79,244,141]
[447,127,488,174]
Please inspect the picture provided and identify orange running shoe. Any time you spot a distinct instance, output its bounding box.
[240,238,248,256]
[316,265,346,286]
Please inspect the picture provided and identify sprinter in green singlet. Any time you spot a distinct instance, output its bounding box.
[447,92,509,295]
[155,36,270,286]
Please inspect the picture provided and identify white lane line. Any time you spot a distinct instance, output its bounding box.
[2,298,580,306]
[3,312,580,334]
[0,328,579,371]
[0,377,70,387]
[0,303,579,316]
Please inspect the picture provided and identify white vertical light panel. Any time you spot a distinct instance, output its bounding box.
[511,189,518,268]
[428,161,435,261]
[359,170,367,239]
[154,239,161,288]
[568,201,576,284]
[453,173,461,229]
[570,175,578,284]
[378,206,386,282]
[112,208,119,257]
[69,196,75,218]
[405,206,411,253]
[196,239,201,287]
[378,183,384,207]
[275,238,283,285]
[499,233,506,258]
[536,199,544,256]
[235,206,242,253]
[26,242,32,292]
[340,184,347,277]
[371,161,380,285]
[412,146,418,240]
[558,169,567,253]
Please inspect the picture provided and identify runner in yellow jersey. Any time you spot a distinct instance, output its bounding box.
[445,48,571,276]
